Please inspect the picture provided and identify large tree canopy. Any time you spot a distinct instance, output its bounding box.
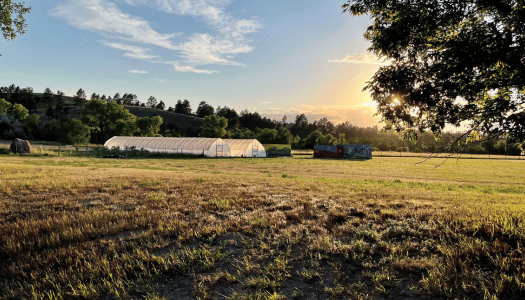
[81,100,137,143]
[1,1,31,41]
[343,0,525,142]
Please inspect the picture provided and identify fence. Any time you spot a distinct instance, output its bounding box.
[0,140,96,154]
[292,149,523,160]
[1,140,523,161]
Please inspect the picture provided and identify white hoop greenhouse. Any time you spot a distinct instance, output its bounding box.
[104,137,231,157]
[223,139,266,157]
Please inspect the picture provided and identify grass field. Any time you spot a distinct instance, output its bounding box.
[1,153,524,299]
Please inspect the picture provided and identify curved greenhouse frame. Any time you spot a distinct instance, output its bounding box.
[223,139,266,157]
[104,137,231,157]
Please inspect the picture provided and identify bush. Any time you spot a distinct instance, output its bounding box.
[266,146,291,157]
[0,114,27,139]
[90,146,205,159]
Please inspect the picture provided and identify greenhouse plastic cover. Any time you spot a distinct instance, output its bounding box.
[222,139,266,157]
[104,136,230,157]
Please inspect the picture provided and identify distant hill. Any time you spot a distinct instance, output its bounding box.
[32,94,204,132]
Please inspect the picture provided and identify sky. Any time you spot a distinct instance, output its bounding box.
[0,0,388,127]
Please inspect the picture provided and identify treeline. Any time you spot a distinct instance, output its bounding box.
[0,85,163,145]
[0,84,522,155]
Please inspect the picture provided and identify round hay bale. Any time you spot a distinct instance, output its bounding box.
[10,138,32,154]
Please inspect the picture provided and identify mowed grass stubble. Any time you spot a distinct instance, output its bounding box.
[0,155,524,299]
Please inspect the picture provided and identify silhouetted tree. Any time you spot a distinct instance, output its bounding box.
[196,101,214,118]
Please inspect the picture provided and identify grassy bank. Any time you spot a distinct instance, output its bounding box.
[0,155,524,299]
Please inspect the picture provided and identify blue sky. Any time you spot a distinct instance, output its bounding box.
[0,0,387,127]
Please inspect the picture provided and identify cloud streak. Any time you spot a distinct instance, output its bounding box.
[172,62,219,74]
[106,43,159,59]
[330,53,392,66]
[129,69,148,73]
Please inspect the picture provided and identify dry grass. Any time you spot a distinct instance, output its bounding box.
[0,154,524,299]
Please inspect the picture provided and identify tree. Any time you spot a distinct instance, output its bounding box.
[0,1,31,41]
[0,98,10,115]
[343,1,525,144]
[201,115,228,138]
[294,114,308,129]
[337,133,347,145]
[42,88,54,105]
[59,118,91,145]
[316,133,337,145]
[81,99,137,143]
[230,128,255,139]
[217,106,238,121]
[278,126,295,144]
[174,100,184,114]
[182,100,192,115]
[196,101,215,118]
[146,96,157,108]
[46,104,55,120]
[113,93,121,104]
[90,93,99,101]
[136,116,163,136]
[256,128,279,144]
[304,129,323,149]
[156,100,166,110]
[54,90,63,102]
[74,88,87,106]
[11,103,28,121]
[55,90,65,106]
[122,93,137,105]
[23,113,40,137]
[239,110,274,130]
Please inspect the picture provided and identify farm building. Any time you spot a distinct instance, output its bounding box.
[223,139,266,157]
[104,136,231,157]
[314,145,372,159]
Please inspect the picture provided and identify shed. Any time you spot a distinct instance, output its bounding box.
[104,136,231,157]
[223,139,266,157]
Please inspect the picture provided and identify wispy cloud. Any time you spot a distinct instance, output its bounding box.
[51,0,180,50]
[329,53,392,66]
[51,0,261,73]
[178,33,252,66]
[152,78,166,82]
[120,0,262,40]
[260,101,272,104]
[106,43,159,59]
[172,62,219,74]
[129,69,148,73]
